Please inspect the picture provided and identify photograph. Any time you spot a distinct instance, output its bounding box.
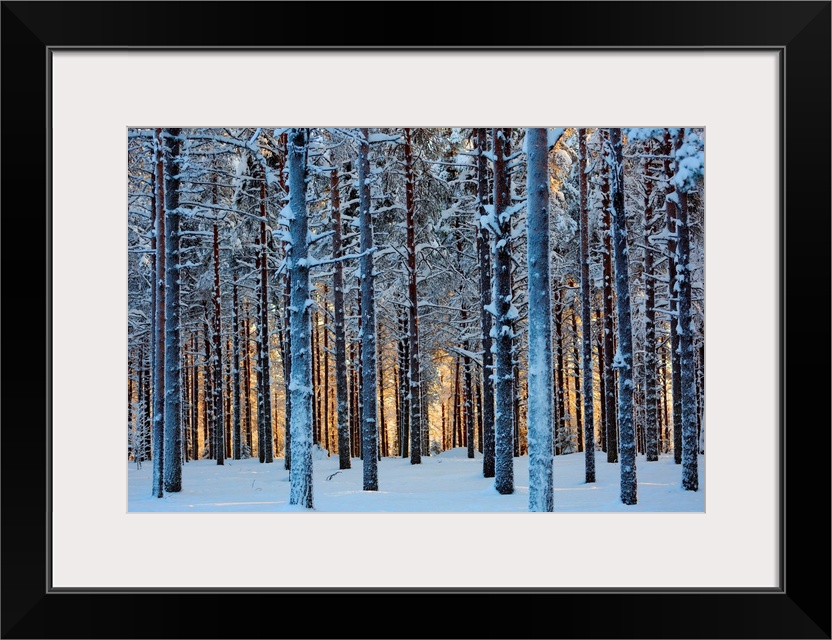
[127,126,705,513]
[2,0,826,634]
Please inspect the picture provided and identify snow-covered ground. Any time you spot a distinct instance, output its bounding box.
[128,448,704,512]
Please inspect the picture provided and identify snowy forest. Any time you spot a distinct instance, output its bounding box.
[127,127,704,512]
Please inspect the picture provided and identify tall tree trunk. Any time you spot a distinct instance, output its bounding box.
[212,221,225,466]
[151,128,166,497]
[441,402,447,451]
[492,127,514,495]
[464,350,474,459]
[190,334,199,460]
[525,128,554,511]
[571,308,584,453]
[332,168,351,467]
[660,345,669,454]
[554,292,566,454]
[596,307,607,453]
[128,351,135,460]
[135,347,146,466]
[351,339,360,458]
[163,127,183,493]
[697,342,705,453]
[403,128,423,465]
[579,129,597,483]
[674,129,700,491]
[356,283,364,459]
[475,371,483,453]
[642,149,659,462]
[398,310,409,458]
[379,363,387,458]
[511,264,521,457]
[232,276,242,459]
[283,271,292,469]
[452,355,461,448]
[256,271,265,456]
[257,162,274,464]
[143,342,153,462]
[203,318,213,459]
[475,128,496,478]
[609,128,637,505]
[601,129,619,463]
[225,337,233,457]
[311,308,319,446]
[357,128,379,490]
[663,130,684,465]
[287,128,313,508]
[322,288,330,455]
[243,310,253,456]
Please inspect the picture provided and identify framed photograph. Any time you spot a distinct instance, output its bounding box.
[2,2,828,638]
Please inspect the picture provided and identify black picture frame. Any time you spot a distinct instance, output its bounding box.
[2,2,829,638]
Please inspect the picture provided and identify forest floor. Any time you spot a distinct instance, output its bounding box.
[128,447,705,512]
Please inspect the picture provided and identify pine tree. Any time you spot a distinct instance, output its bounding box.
[404,128,423,465]
[331,167,351,469]
[475,128,496,478]
[163,127,183,493]
[600,129,619,464]
[578,128,597,483]
[231,274,242,459]
[151,128,166,498]
[641,146,659,462]
[287,128,314,509]
[608,128,637,505]
[359,128,379,490]
[662,130,684,465]
[672,128,704,491]
[212,219,225,465]
[492,127,514,495]
[525,128,554,511]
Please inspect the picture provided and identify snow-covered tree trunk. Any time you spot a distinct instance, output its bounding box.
[600,128,619,464]
[358,128,379,490]
[283,270,292,470]
[404,128,422,465]
[287,128,313,508]
[203,316,213,458]
[475,128,495,476]
[163,127,183,493]
[257,161,274,464]
[189,334,198,460]
[608,128,637,505]
[663,130,683,465]
[554,293,566,454]
[212,221,225,465]
[525,128,554,511]
[464,347,474,459]
[331,167,351,469]
[571,309,584,453]
[311,308,320,446]
[492,127,514,495]
[322,290,331,454]
[232,275,242,460]
[356,285,364,459]
[579,128,597,484]
[151,129,165,497]
[243,310,253,455]
[642,150,659,462]
[397,310,410,458]
[143,342,152,462]
[673,128,700,491]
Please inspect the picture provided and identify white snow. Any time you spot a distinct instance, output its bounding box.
[128,449,704,512]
